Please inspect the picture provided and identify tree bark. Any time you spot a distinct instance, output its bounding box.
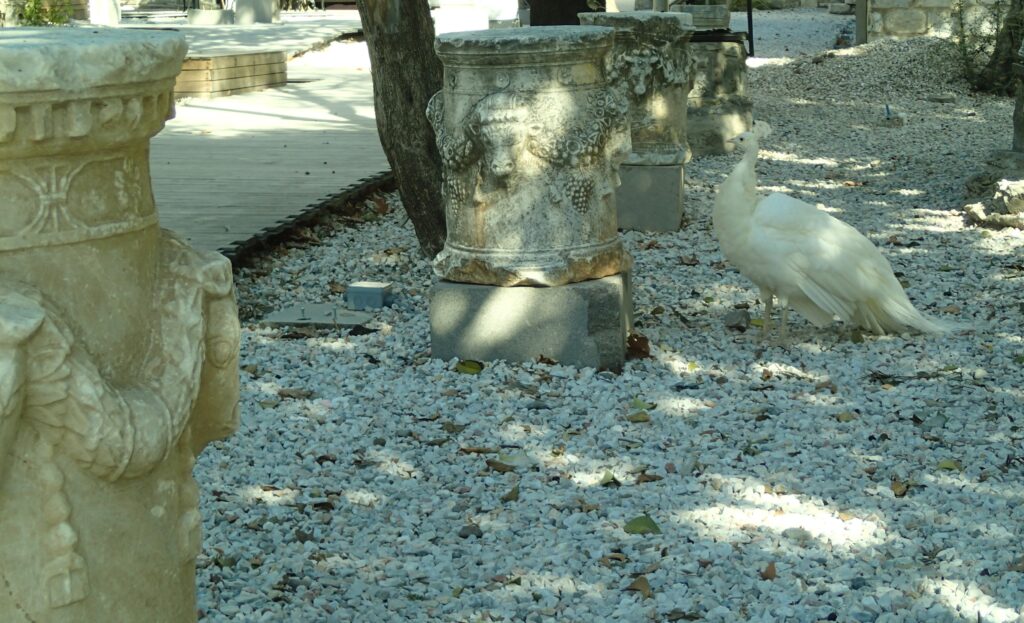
[974,0,1023,95]
[356,0,447,258]
[529,0,599,25]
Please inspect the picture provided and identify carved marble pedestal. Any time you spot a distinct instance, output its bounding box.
[427,27,634,368]
[580,11,695,231]
[0,29,240,622]
[688,31,752,156]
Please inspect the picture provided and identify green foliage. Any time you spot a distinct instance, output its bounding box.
[952,0,1009,84]
[15,0,72,24]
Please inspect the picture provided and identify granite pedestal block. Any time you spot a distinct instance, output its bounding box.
[430,273,632,371]
[187,8,234,24]
[616,163,685,231]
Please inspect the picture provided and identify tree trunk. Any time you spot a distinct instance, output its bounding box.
[974,0,1023,95]
[529,0,598,25]
[356,0,447,258]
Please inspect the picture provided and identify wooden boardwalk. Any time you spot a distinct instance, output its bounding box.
[146,13,390,256]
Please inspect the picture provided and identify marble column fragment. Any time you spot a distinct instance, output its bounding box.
[581,11,696,165]
[581,11,696,231]
[0,29,240,623]
[428,26,633,287]
[427,26,634,369]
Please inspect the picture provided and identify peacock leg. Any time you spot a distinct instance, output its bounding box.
[760,289,774,339]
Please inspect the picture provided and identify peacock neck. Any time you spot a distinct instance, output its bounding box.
[713,141,760,237]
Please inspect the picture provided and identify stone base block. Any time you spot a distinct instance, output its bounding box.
[829,2,854,13]
[234,0,279,24]
[430,274,633,371]
[187,8,234,24]
[672,4,730,29]
[616,163,685,232]
[688,97,752,156]
[988,149,1024,172]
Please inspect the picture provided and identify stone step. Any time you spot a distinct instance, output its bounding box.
[829,2,854,13]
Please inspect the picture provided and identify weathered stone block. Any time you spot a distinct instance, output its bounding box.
[870,0,909,9]
[829,2,855,14]
[430,274,633,370]
[884,8,928,33]
[187,8,234,23]
[687,37,751,156]
[688,95,752,156]
[671,3,730,29]
[234,0,279,24]
[616,163,685,231]
[868,11,885,32]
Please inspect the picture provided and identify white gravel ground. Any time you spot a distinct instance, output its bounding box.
[196,11,1024,623]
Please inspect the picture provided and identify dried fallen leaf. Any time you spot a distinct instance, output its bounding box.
[629,398,657,410]
[454,359,484,374]
[624,575,653,599]
[835,411,858,423]
[635,472,663,484]
[891,477,910,498]
[458,446,498,455]
[485,459,515,473]
[576,498,600,513]
[501,485,520,502]
[536,354,557,365]
[626,411,651,424]
[623,515,661,535]
[599,552,629,567]
[278,388,314,399]
[441,422,468,434]
[679,255,699,266]
[423,438,448,447]
[664,608,702,621]
[626,333,651,360]
[937,458,963,471]
[760,561,777,581]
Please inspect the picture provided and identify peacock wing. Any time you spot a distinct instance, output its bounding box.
[749,193,903,323]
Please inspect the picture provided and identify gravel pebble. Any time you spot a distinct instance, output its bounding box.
[197,12,1024,623]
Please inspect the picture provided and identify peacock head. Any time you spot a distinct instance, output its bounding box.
[728,121,772,152]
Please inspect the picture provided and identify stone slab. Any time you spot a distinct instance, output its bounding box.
[234,0,280,24]
[617,163,685,232]
[263,302,373,328]
[187,8,235,24]
[430,274,632,371]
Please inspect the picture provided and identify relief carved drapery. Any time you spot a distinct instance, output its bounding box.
[0,229,239,613]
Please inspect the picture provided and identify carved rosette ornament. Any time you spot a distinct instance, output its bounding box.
[0,29,240,622]
[428,27,633,287]
[580,11,696,167]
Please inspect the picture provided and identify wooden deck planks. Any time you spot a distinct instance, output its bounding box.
[152,61,388,255]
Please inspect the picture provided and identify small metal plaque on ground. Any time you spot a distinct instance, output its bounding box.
[263,303,372,328]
